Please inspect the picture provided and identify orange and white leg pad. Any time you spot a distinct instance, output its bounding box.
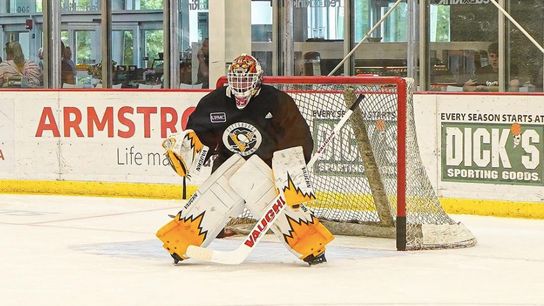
[156,154,246,261]
[229,149,334,261]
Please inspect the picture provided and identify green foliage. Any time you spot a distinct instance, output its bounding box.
[145,30,164,68]
[122,32,134,65]
[76,0,91,9]
[141,0,163,10]
[61,31,69,45]
[76,31,92,64]
[435,6,450,42]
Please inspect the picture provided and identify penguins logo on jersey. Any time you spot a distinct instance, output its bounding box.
[222,122,262,156]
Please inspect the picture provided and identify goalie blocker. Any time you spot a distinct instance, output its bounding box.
[156,146,334,264]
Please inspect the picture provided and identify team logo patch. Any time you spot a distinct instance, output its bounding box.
[222,122,262,156]
[210,112,226,123]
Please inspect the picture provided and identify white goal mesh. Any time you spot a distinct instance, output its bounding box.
[224,76,476,250]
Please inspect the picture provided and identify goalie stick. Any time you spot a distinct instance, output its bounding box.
[185,93,365,265]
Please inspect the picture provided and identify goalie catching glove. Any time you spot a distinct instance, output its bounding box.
[162,129,209,178]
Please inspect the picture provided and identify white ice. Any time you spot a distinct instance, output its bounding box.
[1,194,543,306]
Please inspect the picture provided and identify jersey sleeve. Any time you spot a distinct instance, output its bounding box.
[273,91,314,163]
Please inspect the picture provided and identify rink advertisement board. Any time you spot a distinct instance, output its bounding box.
[0,90,207,184]
[438,96,544,187]
[2,90,544,207]
[312,118,365,176]
[309,95,397,178]
[441,122,544,186]
[0,97,15,175]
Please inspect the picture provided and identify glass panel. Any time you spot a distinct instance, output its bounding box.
[0,4,44,88]
[73,30,96,87]
[354,0,371,42]
[112,31,134,66]
[61,3,101,88]
[111,30,135,87]
[61,0,100,12]
[507,1,543,92]
[74,31,93,64]
[60,31,74,86]
[9,0,38,13]
[353,0,408,78]
[123,0,165,11]
[381,2,407,42]
[110,2,163,88]
[136,3,164,88]
[62,30,98,88]
[140,0,163,10]
[307,2,343,39]
[178,0,208,88]
[142,29,164,86]
[355,1,408,42]
[429,1,498,92]
[251,0,273,76]
[293,0,345,76]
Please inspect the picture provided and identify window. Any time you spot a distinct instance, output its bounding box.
[61,0,100,12]
[507,1,543,92]
[352,0,408,78]
[428,2,498,92]
[292,1,345,76]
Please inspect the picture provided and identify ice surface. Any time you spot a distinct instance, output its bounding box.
[1,194,543,306]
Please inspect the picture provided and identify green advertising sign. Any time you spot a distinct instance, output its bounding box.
[441,122,544,185]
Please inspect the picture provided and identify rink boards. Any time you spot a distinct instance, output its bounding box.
[0,89,543,218]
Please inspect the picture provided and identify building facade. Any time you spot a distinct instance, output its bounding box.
[0,0,541,92]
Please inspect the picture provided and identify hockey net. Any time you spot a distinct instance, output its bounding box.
[223,76,476,250]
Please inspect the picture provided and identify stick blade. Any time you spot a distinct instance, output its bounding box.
[186,245,214,261]
[186,245,249,265]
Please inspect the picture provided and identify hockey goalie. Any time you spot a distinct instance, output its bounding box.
[156,54,334,265]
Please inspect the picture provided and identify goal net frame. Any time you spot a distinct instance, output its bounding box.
[216,75,476,251]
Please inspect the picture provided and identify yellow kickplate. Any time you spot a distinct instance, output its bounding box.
[156,213,208,258]
[284,216,335,259]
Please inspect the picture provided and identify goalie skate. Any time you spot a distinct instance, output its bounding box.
[303,252,327,265]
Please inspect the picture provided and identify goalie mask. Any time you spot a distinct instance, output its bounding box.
[227,54,263,109]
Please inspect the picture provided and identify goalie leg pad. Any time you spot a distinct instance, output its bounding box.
[272,146,316,207]
[156,154,246,260]
[229,153,334,260]
[272,147,334,260]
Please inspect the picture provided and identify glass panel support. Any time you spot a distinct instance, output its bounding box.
[101,0,112,88]
[44,0,62,88]
[418,0,427,90]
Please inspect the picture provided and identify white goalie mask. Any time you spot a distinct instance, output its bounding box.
[227,54,263,109]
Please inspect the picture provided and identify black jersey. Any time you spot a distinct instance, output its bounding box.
[186,84,314,171]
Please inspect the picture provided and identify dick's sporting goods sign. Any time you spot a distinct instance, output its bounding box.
[441,121,543,186]
[312,114,396,177]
